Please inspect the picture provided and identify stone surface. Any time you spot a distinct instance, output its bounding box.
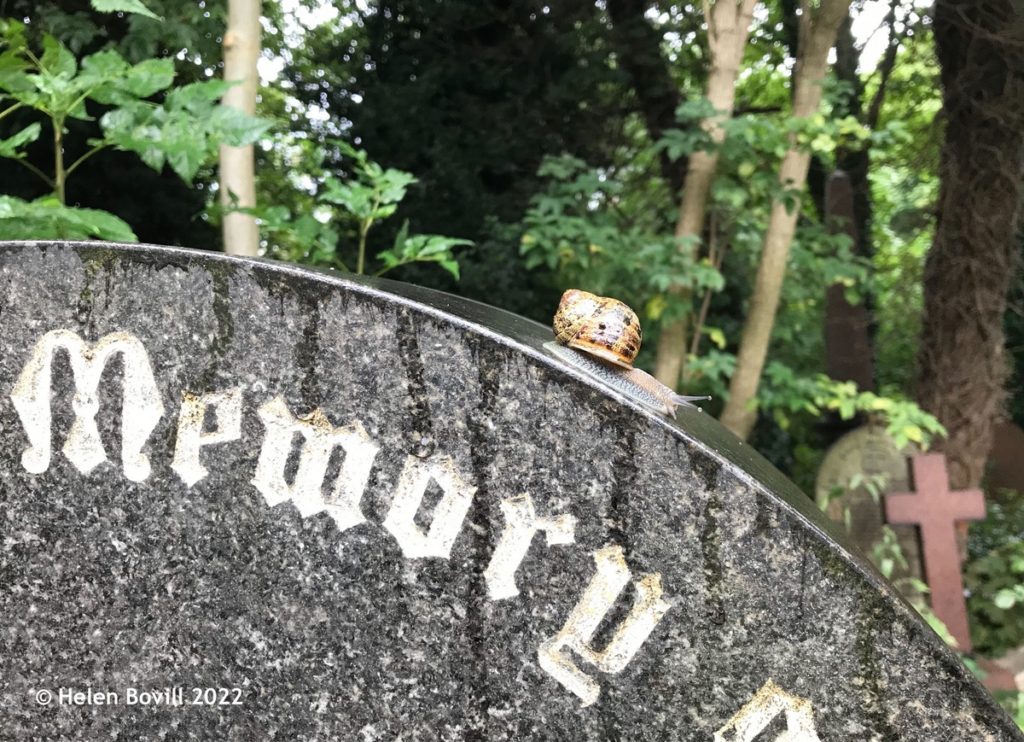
[815,426,923,587]
[0,240,1018,740]
[987,420,1024,494]
[824,171,874,393]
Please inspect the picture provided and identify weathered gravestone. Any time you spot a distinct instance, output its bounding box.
[815,426,923,591]
[0,241,1019,740]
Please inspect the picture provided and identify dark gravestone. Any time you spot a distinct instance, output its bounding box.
[824,171,875,395]
[987,420,1024,494]
[0,241,1017,740]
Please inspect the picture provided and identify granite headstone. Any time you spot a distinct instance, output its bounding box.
[0,241,1018,740]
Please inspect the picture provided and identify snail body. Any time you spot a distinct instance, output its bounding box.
[548,289,710,418]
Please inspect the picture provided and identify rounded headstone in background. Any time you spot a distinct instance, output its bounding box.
[0,241,1018,740]
[815,426,923,591]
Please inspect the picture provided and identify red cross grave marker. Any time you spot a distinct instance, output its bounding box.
[884,453,985,650]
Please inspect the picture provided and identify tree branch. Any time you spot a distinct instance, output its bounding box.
[865,0,904,131]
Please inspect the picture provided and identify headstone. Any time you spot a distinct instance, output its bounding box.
[987,420,1024,494]
[824,171,875,394]
[815,426,922,588]
[885,454,987,651]
[0,241,1019,739]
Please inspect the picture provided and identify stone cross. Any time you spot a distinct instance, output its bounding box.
[884,453,986,650]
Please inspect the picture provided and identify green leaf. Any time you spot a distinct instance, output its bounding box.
[0,196,136,241]
[0,55,31,96]
[80,49,130,80]
[438,259,460,280]
[392,220,410,251]
[40,35,76,78]
[165,80,234,113]
[902,424,924,443]
[162,116,207,182]
[208,105,273,146]
[123,58,175,97]
[90,0,162,21]
[0,123,40,157]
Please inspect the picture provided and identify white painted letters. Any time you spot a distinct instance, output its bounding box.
[538,544,671,707]
[483,493,576,600]
[713,679,821,742]
[11,329,165,481]
[10,327,679,710]
[252,396,379,531]
[171,388,243,486]
[383,454,477,559]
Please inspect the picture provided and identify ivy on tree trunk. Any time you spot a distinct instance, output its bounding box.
[915,0,1024,489]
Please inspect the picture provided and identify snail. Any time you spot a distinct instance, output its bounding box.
[544,289,711,418]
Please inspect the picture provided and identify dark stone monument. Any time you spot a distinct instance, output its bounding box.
[824,171,874,396]
[0,241,1018,740]
[987,420,1024,494]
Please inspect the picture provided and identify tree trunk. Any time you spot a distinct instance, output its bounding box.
[719,0,851,439]
[915,0,1024,490]
[652,0,758,389]
[219,0,262,257]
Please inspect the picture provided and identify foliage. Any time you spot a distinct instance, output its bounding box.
[245,141,470,279]
[965,540,1024,656]
[281,0,634,319]
[965,495,1024,656]
[0,195,135,241]
[0,3,267,241]
[869,32,943,391]
[517,96,931,435]
[519,151,712,322]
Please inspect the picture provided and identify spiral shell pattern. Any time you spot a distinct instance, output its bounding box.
[552,289,641,368]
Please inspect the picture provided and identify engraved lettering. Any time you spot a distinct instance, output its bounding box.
[483,493,576,600]
[171,388,243,487]
[10,329,165,481]
[382,454,476,559]
[713,679,821,742]
[252,396,379,531]
[538,544,670,707]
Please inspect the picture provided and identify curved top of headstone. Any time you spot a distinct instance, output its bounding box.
[1,240,1016,740]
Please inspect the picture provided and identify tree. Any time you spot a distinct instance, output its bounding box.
[0,0,240,249]
[914,0,1024,490]
[0,1,268,242]
[652,0,759,390]
[220,0,262,256]
[719,0,852,439]
[284,0,631,319]
[606,0,686,195]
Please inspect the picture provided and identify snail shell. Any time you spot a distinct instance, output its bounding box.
[549,289,710,418]
[553,289,641,368]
